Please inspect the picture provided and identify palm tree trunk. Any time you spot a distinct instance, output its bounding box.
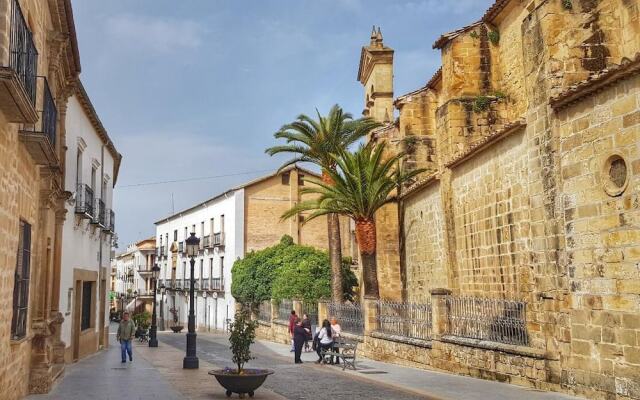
[323,170,343,303]
[355,219,379,299]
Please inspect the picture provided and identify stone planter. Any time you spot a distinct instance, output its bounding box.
[170,326,184,333]
[208,369,274,398]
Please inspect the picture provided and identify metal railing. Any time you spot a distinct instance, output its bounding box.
[175,280,183,289]
[302,301,318,327]
[96,199,106,226]
[75,183,94,217]
[328,302,364,336]
[211,277,223,291]
[376,300,432,341]
[108,209,115,231]
[20,77,57,147]
[157,246,166,257]
[178,241,184,254]
[277,299,293,321]
[213,232,224,246]
[445,296,528,346]
[258,301,272,322]
[201,279,209,290]
[9,0,37,105]
[203,235,211,248]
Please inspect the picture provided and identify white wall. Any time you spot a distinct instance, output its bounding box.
[155,190,242,331]
[60,95,116,349]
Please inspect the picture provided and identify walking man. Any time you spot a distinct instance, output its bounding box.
[117,311,136,363]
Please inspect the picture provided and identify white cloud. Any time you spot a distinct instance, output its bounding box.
[105,14,206,54]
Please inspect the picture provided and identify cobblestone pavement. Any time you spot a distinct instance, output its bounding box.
[158,331,431,400]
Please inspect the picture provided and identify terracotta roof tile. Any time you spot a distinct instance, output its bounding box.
[433,21,482,49]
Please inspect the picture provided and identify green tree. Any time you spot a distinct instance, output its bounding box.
[228,310,257,373]
[231,235,357,306]
[283,143,423,299]
[266,105,380,303]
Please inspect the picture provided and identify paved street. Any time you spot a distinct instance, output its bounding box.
[29,324,583,400]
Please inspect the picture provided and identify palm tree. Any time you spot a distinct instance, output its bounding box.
[266,105,380,302]
[282,143,423,299]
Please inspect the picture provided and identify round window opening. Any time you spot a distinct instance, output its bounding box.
[602,154,629,197]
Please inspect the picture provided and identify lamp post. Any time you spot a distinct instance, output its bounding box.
[183,232,200,369]
[149,263,161,347]
[119,294,125,314]
[159,283,166,331]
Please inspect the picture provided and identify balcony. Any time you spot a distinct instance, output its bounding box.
[75,183,94,219]
[19,77,58,166]
[103,209,115,233]
[178,241,184,254]
[175,280,183,290]
[203,235,211,248]
[0,0,38,123]
[91,199,106,227]
[213,232,225,247]
[138,266,152,276]
[210,277,223,291]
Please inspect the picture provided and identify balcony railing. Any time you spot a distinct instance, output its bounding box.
[211,277,223,291]
[19,77,58,165]
[10,0,37,106]
[92,198,106,226]
[203,235,211,248]
[213,232,224,247]
[109,209,115,232]
[75,183,94,218]
[157,246,166,258]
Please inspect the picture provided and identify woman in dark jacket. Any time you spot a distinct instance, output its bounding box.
[301,313,312,352]
[292,318,307,364]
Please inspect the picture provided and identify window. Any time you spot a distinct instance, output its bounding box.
[282,173,290,185]
[220,256,224,280]
[182,262,186,280]
[209,258,214,278]
[298,174,305,186]
[76,148,82,186]
[184,227,188,239]
[11,220,31,340]
[199,259,204,283]
[220,215,225,233]
[91,166,97,193]
[81,281,93,331]
[201,221,205,237]
[174,230,177,242]
[210,218,214,236]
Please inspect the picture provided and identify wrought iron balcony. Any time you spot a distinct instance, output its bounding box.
[213,232,225,247]
[109,209,115,232]
[75,183,94,218]
[203,235,211,248]
[211,277,223,291]
[178,241,184,254]
[0,0,38,123]
[102,208,115,232]
[91,198,106,226]
[201,280,210,290]
[19,77,58,165]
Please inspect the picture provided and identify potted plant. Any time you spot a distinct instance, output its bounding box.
[132,311,151,337]
[169,307,183,333]
[209,311,274,398]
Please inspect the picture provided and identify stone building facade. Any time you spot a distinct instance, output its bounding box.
[0,0,81,398]
[357,1,640,399]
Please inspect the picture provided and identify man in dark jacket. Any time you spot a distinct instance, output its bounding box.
[288,310,297,352]
[117,312,136,363]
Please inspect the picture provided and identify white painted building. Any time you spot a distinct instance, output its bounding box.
[60,81,121,362]
[155,189,243,332]
[111,238,158,314]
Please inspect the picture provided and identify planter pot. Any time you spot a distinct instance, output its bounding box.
[208,369,274,398]
[170,326,184,333]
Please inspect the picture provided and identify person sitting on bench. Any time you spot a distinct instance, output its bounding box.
[315,319,334,364]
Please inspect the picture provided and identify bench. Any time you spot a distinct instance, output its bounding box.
[320,337,358,370]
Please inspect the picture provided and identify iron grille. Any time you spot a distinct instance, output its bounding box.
[328,302,364,336]
[277,299,293,321]
[302,301,318,327]
[445,296,528,346]
[96,199,106,226]
[9,0,37,105]
[203,235,210,248]
[376,300,432,341]
[213,232,223,246]
[211,277,223,291]
[75,183,94,217]
[258,301,272,322]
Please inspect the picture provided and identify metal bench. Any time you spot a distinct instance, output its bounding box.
[320,337,358,370]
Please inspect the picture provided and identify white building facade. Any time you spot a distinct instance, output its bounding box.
[111,238,157,314]
[155,189,244,332]
[60,82,121,362]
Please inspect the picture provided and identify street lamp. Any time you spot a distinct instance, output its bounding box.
[183,232,200,369]
[119,294,125,315]
[159,283,166,331]
[149,263,161,347]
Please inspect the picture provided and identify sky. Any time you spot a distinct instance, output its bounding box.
[71,0,491,248]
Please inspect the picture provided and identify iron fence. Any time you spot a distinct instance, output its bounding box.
[258,301,272,322]
[302,301,318,327]
[328,302,364,336]
[75,183,94,217]
[277,299,293,321]
[376,300,432,341]
[445,296,528,346]
[9,0,38,105]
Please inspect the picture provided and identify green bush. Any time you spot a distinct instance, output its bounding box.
[231,235,357,306]
[132,311,151,329]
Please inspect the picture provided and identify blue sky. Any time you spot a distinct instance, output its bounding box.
[71,0,490,248]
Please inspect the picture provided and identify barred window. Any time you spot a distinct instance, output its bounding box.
[11,220,31,340]
[81,281,93,331]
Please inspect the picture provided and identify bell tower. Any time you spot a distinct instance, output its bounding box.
[357,26,394,123]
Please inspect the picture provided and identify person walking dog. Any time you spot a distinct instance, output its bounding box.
[117,312,136,363]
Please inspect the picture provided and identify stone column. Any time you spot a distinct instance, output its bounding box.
[292,299,303,318]
[270,299,278,323]
[430,288,452,341]
[318,302,328,327]
[363,298,378,335]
